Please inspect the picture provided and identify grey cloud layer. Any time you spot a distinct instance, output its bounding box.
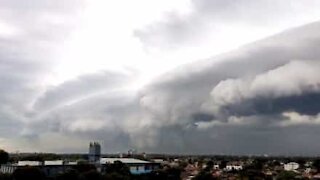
[8,21,320,154]
[0,0,84,151]
[135,0,320,49]
[33,71,133,111]
[32,21,320,154]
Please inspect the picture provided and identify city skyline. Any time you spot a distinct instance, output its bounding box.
[1,0,320,155]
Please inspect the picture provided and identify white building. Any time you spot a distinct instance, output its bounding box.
[42,160,66,176]
[225,162,243,171]
[226,165,243,171]
[100,158,160,175]
[18,161,42,166]
[44,160,63,166]
[1,161,42,174]
[0,160,78,176]
[1,143,159,176]
[284,162,299,171]
[89,142,101,163]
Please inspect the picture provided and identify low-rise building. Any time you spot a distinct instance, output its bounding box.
[225,162,243,171]
[0,160,76,177]
[213,164,220,170]
[284,162,299,171]
[100,158,160,175]
[18,161,42,166]
[1,161,42,174]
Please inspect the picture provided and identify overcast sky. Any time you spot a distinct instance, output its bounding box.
[1,0,320,155]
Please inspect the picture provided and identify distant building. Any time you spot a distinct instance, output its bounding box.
[1,143,159,176]
[42,160,67,176]
[152,159,165,164]
[1,158,159,176]
[100,158,160,175]
[225,162,243,171]
[18,161,42,166]
[0,164,16,174]
[127,149,137,156]
[0,160,75,176]
[89,142,101,163]
[284,162,299,171]
[0,160,42,174]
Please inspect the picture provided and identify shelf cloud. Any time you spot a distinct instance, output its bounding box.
[1,0,320,155]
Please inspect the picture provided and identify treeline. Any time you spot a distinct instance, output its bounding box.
[9,153,88,162]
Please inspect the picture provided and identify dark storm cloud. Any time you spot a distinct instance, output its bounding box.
[130,21,320,154]
[139,22,320,123]
[222,92,320,117]
[191,113,215,123]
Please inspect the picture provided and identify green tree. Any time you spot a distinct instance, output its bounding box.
[313,159,320,171]
[135,167,182,180]
[204,160,214,172]
[165,167,182,180]
[81,170,102,180]
[104,172,130,180]
[56,169,80,180]
[193,171,216,180]
[104,161,131,176]
[251,158,267,170]
[0,150,9,164]
[0,173,12,180]
[13,166,45,180]
[277,171,297,180]
[74,163,96,173]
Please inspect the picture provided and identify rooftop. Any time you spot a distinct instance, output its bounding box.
[100,158,152,164]
[17,161,42,166]
[44,160,63,166]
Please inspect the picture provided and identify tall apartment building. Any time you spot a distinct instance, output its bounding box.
[89,142,101,163]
